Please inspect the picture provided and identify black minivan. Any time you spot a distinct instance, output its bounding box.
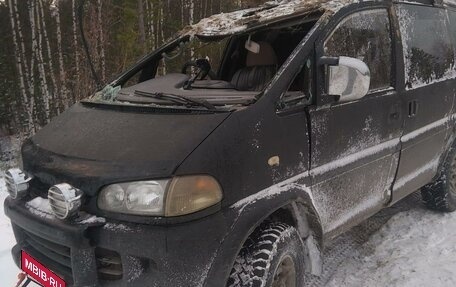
[5,0,456,286]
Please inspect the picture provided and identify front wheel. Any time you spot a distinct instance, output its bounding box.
[226,222,305,287]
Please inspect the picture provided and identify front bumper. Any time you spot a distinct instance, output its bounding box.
[4,197,239,287]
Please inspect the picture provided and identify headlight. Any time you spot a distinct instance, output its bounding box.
[97,175,222,217]
[98,180,167,216]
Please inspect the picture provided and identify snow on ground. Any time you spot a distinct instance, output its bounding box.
[0,171,20,287]
[0,170,456,286]
[327,206,456,287]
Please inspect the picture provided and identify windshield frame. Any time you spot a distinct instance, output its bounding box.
[91,10,326,114]
[109,11,324,88]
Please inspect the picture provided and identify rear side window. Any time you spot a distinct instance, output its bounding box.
[324,9,393,91]
[396,5,455,89]
[447,10,456,52]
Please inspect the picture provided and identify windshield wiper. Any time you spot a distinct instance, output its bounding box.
[135,91,217,111]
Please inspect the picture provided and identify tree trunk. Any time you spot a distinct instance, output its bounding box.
[7,0,34,134]
[159,0,166,74]
[181,0,185,26]
[145,0,155,50]
[190,0,194,60]
[72,0,80,102]
[54,0,69,109]
[13,0,33,96]
[97,0,106,82]
[138,0,146,53]
[190,0,194,24]
[35,0,51,122]
[38,0,58,117]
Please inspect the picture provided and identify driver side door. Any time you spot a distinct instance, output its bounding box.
[308,6,403,239]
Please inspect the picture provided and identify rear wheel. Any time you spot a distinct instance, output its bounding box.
[421,145,456,212]
[226,222,305,287]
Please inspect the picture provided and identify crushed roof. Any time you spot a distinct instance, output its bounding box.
[180,0,358,38]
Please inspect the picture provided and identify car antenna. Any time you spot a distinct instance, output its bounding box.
[78,0,103,90]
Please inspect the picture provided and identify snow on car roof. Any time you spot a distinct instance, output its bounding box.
[443,0,456,6]
[180,0,358,38]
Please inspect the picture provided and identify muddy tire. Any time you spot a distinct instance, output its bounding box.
[421,145,456,212]
[226,222,305,287]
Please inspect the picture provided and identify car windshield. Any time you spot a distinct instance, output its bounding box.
[119,37,228,87]
[88,17,319,111]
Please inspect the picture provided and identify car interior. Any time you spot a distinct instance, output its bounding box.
[113,17,319,107]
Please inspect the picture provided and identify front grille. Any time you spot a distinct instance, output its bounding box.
[23,230,73,281]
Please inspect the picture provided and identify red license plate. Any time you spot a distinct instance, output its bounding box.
[21,251,66,287]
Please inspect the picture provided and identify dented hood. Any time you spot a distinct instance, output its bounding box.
[22,103,230,195]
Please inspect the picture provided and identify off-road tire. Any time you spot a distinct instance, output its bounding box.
[226,222,305,287]
[421,145,456,212]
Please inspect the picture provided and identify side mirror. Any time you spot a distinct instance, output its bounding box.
[324,56,371,103]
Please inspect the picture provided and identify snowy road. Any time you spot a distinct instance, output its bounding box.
[327,205,456,287]
[1,175,456,286]
[307,192,456,286]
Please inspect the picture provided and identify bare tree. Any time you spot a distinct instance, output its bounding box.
[146,0,156,49]
[38,0,58,117]
[34,0,51,121]
[97,0,106,82]
[159,0,166,74]
[7,0,34,133]
[138,0,146,53]
[190,0,194,60]
[72,0,80,102]
[52,0,69,109]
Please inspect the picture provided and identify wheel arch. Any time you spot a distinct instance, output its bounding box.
[264,199,324,276]
[433,131,456,181]
[207,184,324,287]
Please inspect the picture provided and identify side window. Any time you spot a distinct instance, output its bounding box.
[396,5,455,89]
[281,57,314,108]
[446,10,456,58]
[289,58,313,94]
[324,9,393,91]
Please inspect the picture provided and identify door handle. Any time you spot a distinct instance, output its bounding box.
[408,100,419,117]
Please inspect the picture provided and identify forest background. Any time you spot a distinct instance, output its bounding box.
[0,0,266,137]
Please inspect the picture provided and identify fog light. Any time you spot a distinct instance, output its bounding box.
[4,168,32,199]
[48,183,83,219]
[95,248,123,281]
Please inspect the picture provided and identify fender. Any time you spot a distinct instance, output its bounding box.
[431,116,456,182]
[434,139,456,181]
[204,178,324,286]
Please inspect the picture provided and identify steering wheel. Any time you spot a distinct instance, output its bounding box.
[181,58,217,80]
